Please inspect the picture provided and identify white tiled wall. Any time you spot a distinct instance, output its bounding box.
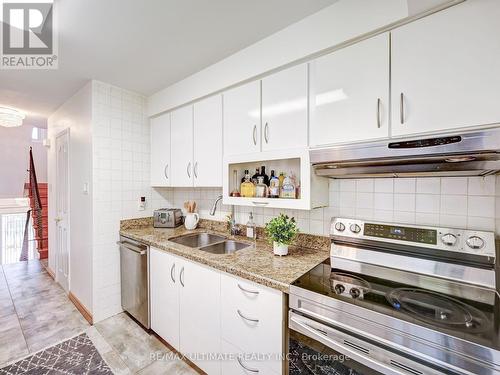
[92,81,150,322]
[154,175,500,238]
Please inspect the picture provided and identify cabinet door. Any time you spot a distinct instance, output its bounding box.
[150,113,171,186]
[194,95,223,187]
[150,248,179,349]
[179,259,221,375]
[223,81,261,156]
[261,64,308,151]
[170,105,194,187]
[391,0,500,136]
[310,34,390,146]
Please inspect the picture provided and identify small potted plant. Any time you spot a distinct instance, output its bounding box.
[265,214,299,256]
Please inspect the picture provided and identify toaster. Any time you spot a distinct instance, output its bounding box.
[153,208,183,228]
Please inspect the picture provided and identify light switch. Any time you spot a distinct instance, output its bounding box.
[83,182,89,195]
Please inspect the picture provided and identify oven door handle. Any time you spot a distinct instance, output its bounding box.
[289,313,438,375]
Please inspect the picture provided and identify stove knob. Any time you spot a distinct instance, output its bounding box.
[334,284,345,295]
[349,288,361,299]
[466,236,485,250]
[441,233,457,246]
[334,222,346,232]
[349,224,361,234]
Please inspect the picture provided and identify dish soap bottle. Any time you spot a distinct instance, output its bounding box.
[269,170,280,198]
[280,174,296,199]
[240,172,255,197]
[246,212,256,240]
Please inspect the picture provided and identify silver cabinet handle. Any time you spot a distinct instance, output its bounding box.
[252,201,269,206]
[237,309,259,323]
[164,164,168,180]
[170,263,175,283]
[237,356,259,373]
[400,92,405,125]
[116,241,146,255]
[187,162,191,178]
[237,283,259,295]
[264,122,269,143]
[194,162,198,179]
[252,125,257,145]
[376,98,381,128]
[180,266,185,287]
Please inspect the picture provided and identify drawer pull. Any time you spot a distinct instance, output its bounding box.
[237,283,260,295]
[237,309,259,323]
[237,356,259,373]
[170,263,175,283]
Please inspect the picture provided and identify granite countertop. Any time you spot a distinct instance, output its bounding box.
[119,221,330,293]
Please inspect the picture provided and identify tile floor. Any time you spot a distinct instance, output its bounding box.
[0,260,199,374]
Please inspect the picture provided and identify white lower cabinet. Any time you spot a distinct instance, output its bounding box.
[150,247,179,348]
[150,247,221,374]
[179,259,221,375]
[150,248,285,375]
[220,274,284,375]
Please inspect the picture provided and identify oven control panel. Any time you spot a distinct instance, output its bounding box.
[330,217,496,259]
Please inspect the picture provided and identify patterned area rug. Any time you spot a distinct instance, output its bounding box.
[0,333,113,375]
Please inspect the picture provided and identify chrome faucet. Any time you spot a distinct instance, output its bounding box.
[210,195,240,235]
[210,195,223,216]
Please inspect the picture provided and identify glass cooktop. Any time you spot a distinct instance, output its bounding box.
[292,260,500,350]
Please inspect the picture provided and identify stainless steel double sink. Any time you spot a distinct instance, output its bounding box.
[169,232,250,254]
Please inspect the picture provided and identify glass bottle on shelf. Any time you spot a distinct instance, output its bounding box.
[255,176,267,198]
[230,169,241,197]
[280,174,296,199]
[240,174,255,197]
[241,169,249,183]
[278,172,285,195]
[261,166,270,186]
[269,170,280,198]
[251,168,260,184]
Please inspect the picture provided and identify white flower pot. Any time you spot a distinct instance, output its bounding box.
[273,241,289,256]
[184,213,199,230]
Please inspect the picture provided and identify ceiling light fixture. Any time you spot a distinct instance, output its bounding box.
[0,106,26,127]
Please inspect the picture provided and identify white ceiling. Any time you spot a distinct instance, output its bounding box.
[0,0,336,121]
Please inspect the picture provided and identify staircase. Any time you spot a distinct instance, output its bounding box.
[25,147,48,260]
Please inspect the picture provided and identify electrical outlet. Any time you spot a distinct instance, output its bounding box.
[138,196,146,211]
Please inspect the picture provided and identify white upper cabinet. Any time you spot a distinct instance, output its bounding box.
[310,34,390,146]
[391,0,500,137]
[223,80,261,157]
[170,105,194,187]
[261,64,308,151]
[193,95,223,187]
[150,113,171,187]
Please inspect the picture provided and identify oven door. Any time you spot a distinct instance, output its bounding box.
[289,311,449,375]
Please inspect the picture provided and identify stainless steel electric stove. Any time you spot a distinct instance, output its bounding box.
[289,217,500,375]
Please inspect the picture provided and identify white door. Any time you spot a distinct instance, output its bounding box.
[150,113,171,187]
[309,34,390,146]
[179,259,221,374]
[391,0,500,137]
[55,130,70,292]
[261,64,308,151]
[150,248,180,349]
[223,80,261,156]
[170,105,194,187]
[194,95,223,187]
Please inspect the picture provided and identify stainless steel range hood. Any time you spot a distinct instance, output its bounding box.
[311,128,500,178]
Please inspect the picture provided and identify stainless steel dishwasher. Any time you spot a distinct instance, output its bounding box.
[118,236,150,329]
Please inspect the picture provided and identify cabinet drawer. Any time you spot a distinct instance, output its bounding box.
[222,339,280,375]
[221,273,283,374]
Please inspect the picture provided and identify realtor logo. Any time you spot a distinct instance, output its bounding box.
[1,1,58,69]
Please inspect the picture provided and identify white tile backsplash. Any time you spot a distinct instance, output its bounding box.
[151,176,500,238]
